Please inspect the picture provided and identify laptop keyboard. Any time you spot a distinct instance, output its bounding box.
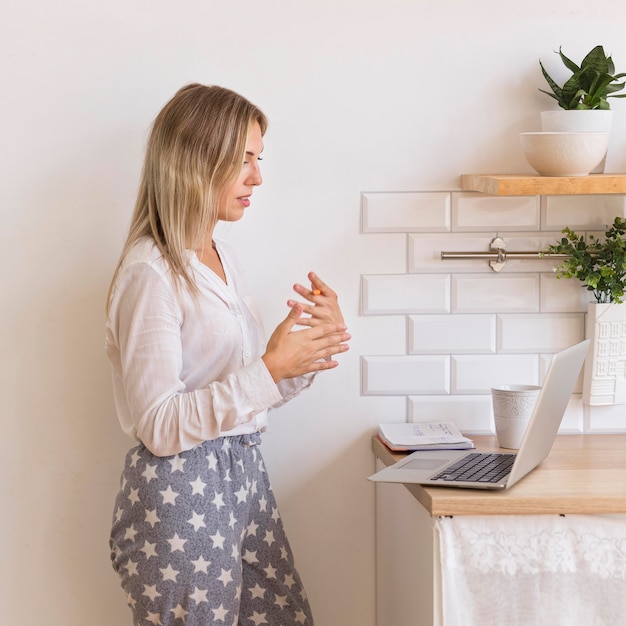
[431,452,516,484]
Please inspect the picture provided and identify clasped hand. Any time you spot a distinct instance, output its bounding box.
[262,272,350,382]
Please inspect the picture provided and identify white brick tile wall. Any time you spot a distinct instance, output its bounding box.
[452,192,540,231]
[362,355,449,395]
[497,313,585,352]
[353,315,407,355]
[356,233,408,274]
[361,191,451,233]
[360,189,626,434]
[452,274,539,313]
[452,354,539,394]
[409,394,584,434]
[408,395,494,433]
[361,274,450,314]
[408,315,495,354]
[540,274,589,313]
[543,194,626,230]
[586,403,626,432]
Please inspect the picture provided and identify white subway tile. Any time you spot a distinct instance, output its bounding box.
[362,355,450,395]
[586,402,626,432]
[409,392,583,434]
[540,273,590,313]
[451,192,540,231]
[408,395,494,433]
[361,396,409,422]
[497,314,585,352]
[351,315,407,355]
[453,354,539,394]
[361,192,451,233]
[543,194,626,231]
[452,274,539,313]
[408,315,495,354]
[358,233,408,274]
[362,274,450,315]
[410,232,497,273]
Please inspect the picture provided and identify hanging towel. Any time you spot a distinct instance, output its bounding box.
[436,514,626,626]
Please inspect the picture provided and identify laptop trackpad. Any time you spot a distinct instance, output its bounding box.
[401,458,450,471]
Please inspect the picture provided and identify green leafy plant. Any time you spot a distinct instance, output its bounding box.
[539,45,626,110]
[543,217,626,303]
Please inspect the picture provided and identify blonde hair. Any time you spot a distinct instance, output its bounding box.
[107,84,267,308]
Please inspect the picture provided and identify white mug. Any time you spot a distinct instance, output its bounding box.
[491,385,541,449]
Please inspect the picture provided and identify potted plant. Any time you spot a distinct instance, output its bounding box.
[539,45,626,111]
[544,216,626,303]
[543,216,626,406]
[538,45,626,172]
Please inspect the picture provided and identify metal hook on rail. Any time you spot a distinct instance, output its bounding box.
[440,238,570,272]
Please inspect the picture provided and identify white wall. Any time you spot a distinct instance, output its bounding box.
[3,2,626,625]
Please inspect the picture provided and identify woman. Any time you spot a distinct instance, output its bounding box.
[106,83,350,626]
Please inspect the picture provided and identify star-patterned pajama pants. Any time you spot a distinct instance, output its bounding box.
[110,432,314,626]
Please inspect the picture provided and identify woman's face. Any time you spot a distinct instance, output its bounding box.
[218,121,264,222]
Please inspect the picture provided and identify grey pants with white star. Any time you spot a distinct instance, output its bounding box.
[110,433,314,626]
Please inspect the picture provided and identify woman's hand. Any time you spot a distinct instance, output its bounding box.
[262,301,350,383]
[287,271,345,327]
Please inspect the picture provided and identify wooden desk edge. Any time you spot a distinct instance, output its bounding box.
[372,435,626,517]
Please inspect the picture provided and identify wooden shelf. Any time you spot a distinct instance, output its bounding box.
[460,173,626,195]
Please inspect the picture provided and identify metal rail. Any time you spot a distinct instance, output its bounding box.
[440,237,570,272]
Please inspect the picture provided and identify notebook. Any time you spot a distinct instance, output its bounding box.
[368,340,590,490]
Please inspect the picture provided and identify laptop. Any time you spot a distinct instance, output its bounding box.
[368,340,590,490]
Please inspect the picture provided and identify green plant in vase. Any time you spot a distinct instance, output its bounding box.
[539,45,626,110]
[543,216,626,304]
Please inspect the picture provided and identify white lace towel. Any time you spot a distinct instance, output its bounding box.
[436,515,626,626]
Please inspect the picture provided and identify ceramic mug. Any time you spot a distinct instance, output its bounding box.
[491,384,542,449]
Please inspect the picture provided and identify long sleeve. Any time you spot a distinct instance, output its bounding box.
[105,239,301,456]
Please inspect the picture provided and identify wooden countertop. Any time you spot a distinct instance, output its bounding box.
[372,434,626,517]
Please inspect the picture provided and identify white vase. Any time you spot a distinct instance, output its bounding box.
[582,302,626,405]
[541,110,614,133]
[540,110,613,173]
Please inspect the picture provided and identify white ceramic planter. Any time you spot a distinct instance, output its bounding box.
[520,132,609,177]
[541,110,614,133]
[540,110,613,173]
[583,302,626,405]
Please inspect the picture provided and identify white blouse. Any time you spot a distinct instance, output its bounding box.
[105,237,314,457]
